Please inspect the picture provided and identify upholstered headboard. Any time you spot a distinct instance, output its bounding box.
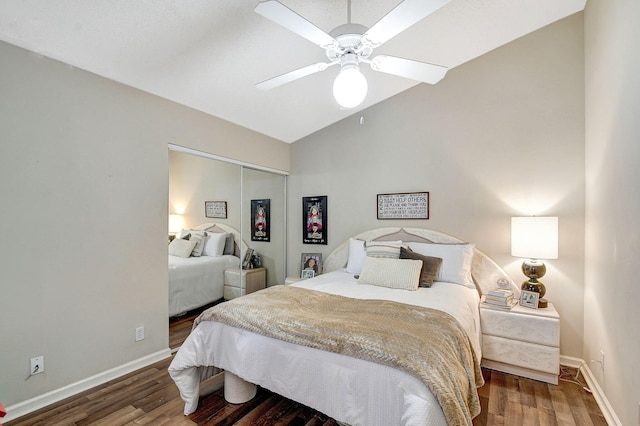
[193,223,248,258]
[324,227,517,296]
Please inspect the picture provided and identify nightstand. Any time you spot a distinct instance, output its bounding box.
[224,268,266,300]
[480,301,560,384]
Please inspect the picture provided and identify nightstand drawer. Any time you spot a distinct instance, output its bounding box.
[482,334,560,375]
[224,268,266,300]
[481,308,559,347]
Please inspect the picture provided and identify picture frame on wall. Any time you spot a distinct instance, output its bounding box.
[302,195,327,245]
[251,199,270,242]
[376,192,429,220]
[205,201,227,219]
[300,253,322,277]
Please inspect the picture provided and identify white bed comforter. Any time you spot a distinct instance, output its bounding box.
[168,254,239,317]
[169,270,481,425]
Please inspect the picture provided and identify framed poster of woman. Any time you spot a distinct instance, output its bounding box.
[251,199,270,242]
[302,195,327,245]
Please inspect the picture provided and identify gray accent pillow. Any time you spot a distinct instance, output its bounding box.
[223,233,235,256]
[400,246,443,288]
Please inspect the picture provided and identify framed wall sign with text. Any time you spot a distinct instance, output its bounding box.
[205,201,227,219]
[377,192,429,220]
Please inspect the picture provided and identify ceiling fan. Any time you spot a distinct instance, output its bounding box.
[254,0,452,109]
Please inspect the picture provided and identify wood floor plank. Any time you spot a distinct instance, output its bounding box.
[518,375,537,408]
[521,404,540,426]
[487,370,508,416]
[127,398,188,425]
[533,377,556,416]
[549,383,578,426]
[90,405,144,426]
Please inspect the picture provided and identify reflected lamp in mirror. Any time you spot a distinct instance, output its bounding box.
[511,216,558,308]
[168,214,184,242]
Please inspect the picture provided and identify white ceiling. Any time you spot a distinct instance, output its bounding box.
[0,0,585,143]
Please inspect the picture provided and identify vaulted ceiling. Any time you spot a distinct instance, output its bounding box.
[0,0,585,143]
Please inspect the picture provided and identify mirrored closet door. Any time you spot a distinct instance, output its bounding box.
[241,167,286,288]
[168,146,287,333]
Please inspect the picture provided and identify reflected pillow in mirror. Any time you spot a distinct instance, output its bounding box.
[169,239,197,258]
[202,232,227,257]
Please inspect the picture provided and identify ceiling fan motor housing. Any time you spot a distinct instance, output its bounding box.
[326,23,372,63]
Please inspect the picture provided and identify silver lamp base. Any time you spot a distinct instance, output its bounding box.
[521,259,548,308]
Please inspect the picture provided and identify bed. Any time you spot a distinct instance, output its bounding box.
[169,227,518,425]
[168,223,245,317]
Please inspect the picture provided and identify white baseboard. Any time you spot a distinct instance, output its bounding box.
[560,355,621,426]
[559,354,584,369]
[3,348,172,423]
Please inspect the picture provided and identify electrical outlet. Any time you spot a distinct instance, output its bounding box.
[600,350,605,371]
[30,356,44,375]
[135,326,145,342]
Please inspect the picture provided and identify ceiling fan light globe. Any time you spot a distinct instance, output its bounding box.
[333,67,368,109]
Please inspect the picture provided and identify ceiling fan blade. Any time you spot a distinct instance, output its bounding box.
[370,55,448,84]
[363,0,452,47]
[255,0,337,49]
[256,62,333,90]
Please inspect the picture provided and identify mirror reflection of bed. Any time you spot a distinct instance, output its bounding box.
[168,150,242,349]
[168,224,245,312]
[169,227,519,425]
[167,148,287,351]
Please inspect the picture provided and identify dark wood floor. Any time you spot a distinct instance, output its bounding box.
[7,309,607,426]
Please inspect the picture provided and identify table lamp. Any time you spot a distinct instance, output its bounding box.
[168,214,184,242]
[511,216,558,308]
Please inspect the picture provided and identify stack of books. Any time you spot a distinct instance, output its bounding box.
[482,288,517,310]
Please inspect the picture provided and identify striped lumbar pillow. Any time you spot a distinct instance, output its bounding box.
[365,240,402,259]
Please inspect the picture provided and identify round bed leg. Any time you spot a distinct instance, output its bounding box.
[224,372,257,404]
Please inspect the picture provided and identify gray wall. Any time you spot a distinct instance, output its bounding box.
[0,40,289,411]
[289,14,585,359]
[584,1,640,425]
[169,150,242,231]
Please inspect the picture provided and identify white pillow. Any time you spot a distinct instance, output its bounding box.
[168,239,197,258]
[202,232,227,257]
[357,257,422,291]
[407,242,475,288]
[345,238,366,274]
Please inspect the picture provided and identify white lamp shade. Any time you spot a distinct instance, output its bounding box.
[333,67,368,109]
[168,214,184,234]
[511,217,558,260]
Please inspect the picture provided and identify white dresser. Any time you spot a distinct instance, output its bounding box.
[480,302,560,384]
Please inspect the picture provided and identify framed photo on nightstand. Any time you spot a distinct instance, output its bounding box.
[300,253,322,277]
[301,269,315,280]
[520,290,540,309]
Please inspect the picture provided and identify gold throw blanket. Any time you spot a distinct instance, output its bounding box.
[195,286,484,425]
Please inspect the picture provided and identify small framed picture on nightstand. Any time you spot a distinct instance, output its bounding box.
[520,290,539,309]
